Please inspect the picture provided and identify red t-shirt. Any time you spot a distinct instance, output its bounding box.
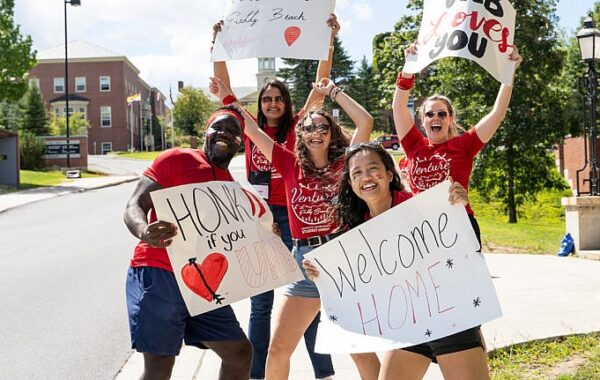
[364,191,413,221]
[130,148,234,272]
[270,143,343,239]
[244,110,304,206]
[400,125,484,215]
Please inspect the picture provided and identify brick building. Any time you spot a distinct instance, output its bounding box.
[29,41,170,154]
[556,136,600,195]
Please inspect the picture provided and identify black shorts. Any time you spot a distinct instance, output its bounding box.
[403,326,485,362]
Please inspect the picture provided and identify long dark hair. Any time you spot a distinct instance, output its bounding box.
[335,142,404,230]
[256,80,294,143]
[295,108,350,177]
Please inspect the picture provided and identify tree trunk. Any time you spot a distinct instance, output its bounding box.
[507,144,518,223]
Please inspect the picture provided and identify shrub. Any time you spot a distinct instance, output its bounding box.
[19,130,46,169]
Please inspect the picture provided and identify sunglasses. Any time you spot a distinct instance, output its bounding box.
[261,95,285,104]
[424,110,449,119]
[302,123,331,134]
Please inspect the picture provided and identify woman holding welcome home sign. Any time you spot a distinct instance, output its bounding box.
[212,13,341,380]
[381,39,522,379]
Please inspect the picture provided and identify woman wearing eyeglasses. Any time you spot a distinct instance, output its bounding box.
[211,15,340,380]
[210,75,373,380]
[382,43,522,379]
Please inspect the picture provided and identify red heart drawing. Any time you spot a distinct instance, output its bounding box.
[284,26,301,47]
[181,253,228,304]
[242,188,267,218]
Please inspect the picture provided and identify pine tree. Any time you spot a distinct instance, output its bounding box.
[17,85,49,135]
[348,56,382,131]
[278,36,355,112]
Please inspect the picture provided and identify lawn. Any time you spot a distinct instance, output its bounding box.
[0,170,103,194]
[470,188,571,254]
[112,151,162,160]
[489,334,600,380]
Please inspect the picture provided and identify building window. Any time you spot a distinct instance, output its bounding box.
[29,78,40,89]
[101,142,112,155]
[75,77,86,92]
[100,106,112,127]
[99,76,111,92]
[54,78,64,93]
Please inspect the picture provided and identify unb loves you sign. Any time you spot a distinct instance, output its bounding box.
[211,0,335,61]
[151,181,303,316]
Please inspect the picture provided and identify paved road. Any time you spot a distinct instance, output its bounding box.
[0,182,137,380]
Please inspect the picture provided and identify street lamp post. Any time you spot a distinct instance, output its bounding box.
[64,0,81,169]
[576,17,600,196]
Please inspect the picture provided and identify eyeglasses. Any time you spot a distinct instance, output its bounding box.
[261,95,285,104]
[302,123,331,134]
[424,110,449,119]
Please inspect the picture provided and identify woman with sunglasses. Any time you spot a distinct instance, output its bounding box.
[381,43,522,379]
[210,75,373,379]
[211,15,340,380]
[302,143,470,380]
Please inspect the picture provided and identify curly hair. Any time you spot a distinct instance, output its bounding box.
[256,80,295,144]
[295,108,350,177]
[419,94,465,138]
[335,142,404,230]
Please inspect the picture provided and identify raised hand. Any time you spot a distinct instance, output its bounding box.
[327,13,340,36]
[209,76,233,102]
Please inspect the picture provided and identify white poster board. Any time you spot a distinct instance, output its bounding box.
[306,181,502,353]
[211,0,335,61]
[151,181,303,316]
[403,0,517,84]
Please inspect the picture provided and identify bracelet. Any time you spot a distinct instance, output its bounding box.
[330,87,343,102]
[223,94,238,105]
[396,72,416,91]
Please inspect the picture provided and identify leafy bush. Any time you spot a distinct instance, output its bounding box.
[19,130,46,169]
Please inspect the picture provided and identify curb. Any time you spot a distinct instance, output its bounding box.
[0,175,139,214]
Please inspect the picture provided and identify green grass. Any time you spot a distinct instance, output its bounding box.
[0,170,103,194]
[489,334,600,380]
[470,188,571,254]
[112,151,162,160]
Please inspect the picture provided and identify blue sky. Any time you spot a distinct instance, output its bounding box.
[14,0,597,101]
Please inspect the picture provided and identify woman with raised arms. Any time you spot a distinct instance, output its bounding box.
[210,74,373,379]
[212,15,340,380]
[379,42,522,379]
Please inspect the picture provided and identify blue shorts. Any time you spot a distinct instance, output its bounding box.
[126,266,247,356]
[283,245,321,298]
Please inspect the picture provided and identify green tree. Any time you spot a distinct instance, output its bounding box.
[17,85,49,135]
[348,56,382,130]
[372,0,569,223]
[0,0,36,101]
[47,112,89,136]
[172,87,214,138]
[0,100,19,131]
[278,36,355,111]
[559,2,600,137]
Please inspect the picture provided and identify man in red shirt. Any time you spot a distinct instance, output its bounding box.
[123,106,252,380]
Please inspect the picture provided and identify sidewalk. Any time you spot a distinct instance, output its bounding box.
[115,253,600,380]
[0,175,138,214]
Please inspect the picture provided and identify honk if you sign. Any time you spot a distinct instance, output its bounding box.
[306,181,502,353]
[211,0,335,61]
[403,0,517,84]
[151,181,303,316]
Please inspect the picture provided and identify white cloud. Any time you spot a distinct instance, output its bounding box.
[353,1,374,22]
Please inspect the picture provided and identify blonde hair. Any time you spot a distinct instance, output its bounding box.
[419,94,464,138]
